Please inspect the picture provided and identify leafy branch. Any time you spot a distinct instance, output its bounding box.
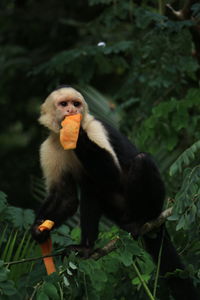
[4,207,172,267]
[3,208,173,300]
[169,140,200,176]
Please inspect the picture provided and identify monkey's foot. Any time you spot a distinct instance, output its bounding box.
[120,222,143,238]
[62,244,94,259]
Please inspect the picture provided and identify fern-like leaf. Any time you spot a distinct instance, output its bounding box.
[168,166,200,233]
[0,191,8,220]
[6,207,35,230]
[169,140,200,176]
[77,85,120,128]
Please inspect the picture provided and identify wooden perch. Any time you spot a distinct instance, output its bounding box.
[91,207,173,260]
[139,207,172,235]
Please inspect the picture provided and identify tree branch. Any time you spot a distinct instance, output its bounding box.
[166,0,197,20]
[91,207,173,260]
[139,207,172,235]
[166,0,200,67]
[4,252,62,267]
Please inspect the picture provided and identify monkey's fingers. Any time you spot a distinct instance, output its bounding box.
[31,224,50,244]
[31,220,54,244]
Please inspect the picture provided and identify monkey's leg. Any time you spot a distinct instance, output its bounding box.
[63,186,102,258]
[80,191,102,249]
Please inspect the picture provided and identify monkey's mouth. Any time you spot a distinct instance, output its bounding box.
[59,115,72,127]
[64,112,79,117]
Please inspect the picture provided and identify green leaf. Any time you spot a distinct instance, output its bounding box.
[189,205,197,223]
[90,269,107,291]
[167,214,178,221]
[0,280,17,296]
[70,227,81,242]
[0,191,8,217]
[118,250,133,267]
[0,269,8,282]
[0,261,4,268]
[176,215,185,231]
[79,260,95,274]
[132,274,150,285]
[36,291,50,300]
[43,282,59,300]
[6,206,34,229]
[66,268,73,276]
[69,261,77,270]
[169,140,200,176]
[56,224,70,236]
[63,276,70,287]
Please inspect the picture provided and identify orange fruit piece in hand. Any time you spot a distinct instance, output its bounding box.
[60,114,82,150]
[38,220,56,275]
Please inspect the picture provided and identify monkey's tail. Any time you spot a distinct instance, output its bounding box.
[143,225,199,300]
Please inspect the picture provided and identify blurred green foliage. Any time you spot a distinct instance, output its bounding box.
[0,0,200,298]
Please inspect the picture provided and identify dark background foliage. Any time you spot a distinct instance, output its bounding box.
[0,1,200,298]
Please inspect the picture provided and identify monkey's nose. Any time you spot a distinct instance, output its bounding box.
[67,107,75,114]
[66,109,77,115]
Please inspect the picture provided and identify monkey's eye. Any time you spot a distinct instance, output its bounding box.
[73,101,81,107]
[59,101,68,107]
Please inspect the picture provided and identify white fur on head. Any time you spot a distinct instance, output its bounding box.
[39,87,89,133]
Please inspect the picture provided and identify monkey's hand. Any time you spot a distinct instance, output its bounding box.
[31,220,51,244]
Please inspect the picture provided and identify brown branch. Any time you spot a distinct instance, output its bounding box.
[166,3,184,20]
[4,207,173,266]
[4,252,62,267]
[166,0,200,67]
[139,207,173,235]
[166,0,197,20]
[91,207,173,260]
[90,237,120,260]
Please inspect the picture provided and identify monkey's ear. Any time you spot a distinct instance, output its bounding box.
[38,103,46,125]
[38,102,60,133]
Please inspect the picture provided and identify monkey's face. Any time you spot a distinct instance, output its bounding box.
[55,97,83,121]
[39,87,88,133]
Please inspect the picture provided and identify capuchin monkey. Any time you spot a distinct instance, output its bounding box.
[32,86,199,300]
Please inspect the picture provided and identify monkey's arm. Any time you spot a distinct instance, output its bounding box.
[32,173,78,243]
[75,127,121,188]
